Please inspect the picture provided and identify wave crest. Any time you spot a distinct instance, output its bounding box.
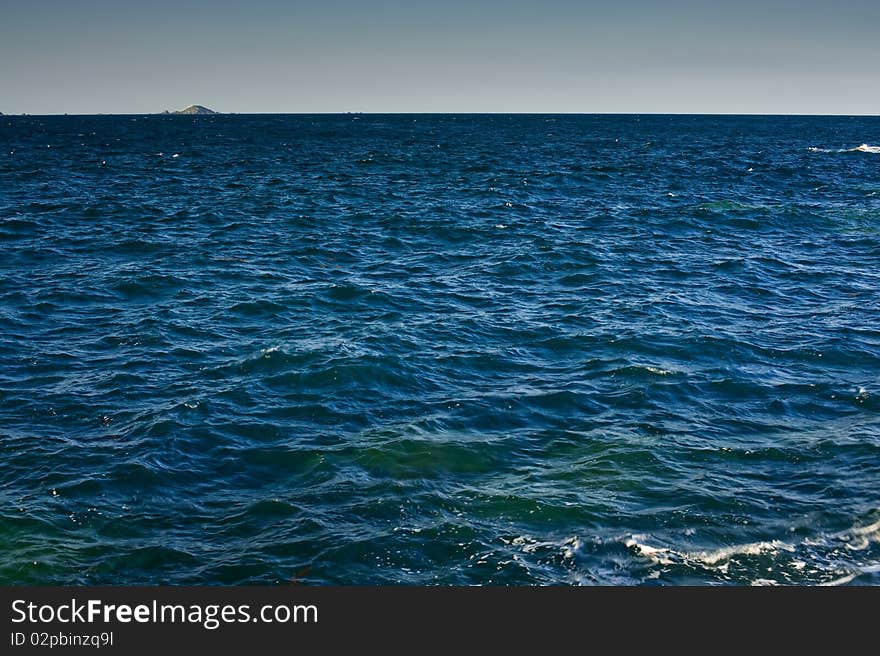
[808,144,880,154]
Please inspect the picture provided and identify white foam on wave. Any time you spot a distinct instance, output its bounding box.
[834,516,880,551]
[823,562,880,587]
[802,515,880,550]
[626,536,792,567]
[808,144,880,154]
[625,537,678,565]
[628,512,880,583]
[844,517,880,537]
[691,540,794,564]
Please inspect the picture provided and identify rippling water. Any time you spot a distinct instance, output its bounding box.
[1,114,879,585]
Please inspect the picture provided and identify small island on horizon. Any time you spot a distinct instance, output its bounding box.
[162,104,218,115]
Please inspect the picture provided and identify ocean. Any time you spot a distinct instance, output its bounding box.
[1,114,878,585]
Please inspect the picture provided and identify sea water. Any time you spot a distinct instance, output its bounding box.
[1,114,878,584]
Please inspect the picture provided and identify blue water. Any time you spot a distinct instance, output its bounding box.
[1,114,879,585]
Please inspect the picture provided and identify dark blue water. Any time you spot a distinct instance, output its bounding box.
[1,114,879,585]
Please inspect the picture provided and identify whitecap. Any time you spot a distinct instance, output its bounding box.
[689,540,794,565]
[820,563,880,587]
[628,512,880,584]
[809,144,880,154]
[627,536,793,567]
[625,536,678,565]
[562,536,583,559]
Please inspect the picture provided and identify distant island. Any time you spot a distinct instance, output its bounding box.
[163,105,218,115]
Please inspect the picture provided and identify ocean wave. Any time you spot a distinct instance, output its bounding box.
[627,512,880,584]
[808,144,880,154]
[4,114,880,585]
[626,536,794,567]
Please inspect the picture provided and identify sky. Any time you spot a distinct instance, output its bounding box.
[2,0,878,114]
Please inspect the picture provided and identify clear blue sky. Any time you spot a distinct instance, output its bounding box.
[2,0,878,114]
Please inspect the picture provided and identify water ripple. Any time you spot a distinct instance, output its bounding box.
[1,114,879,584]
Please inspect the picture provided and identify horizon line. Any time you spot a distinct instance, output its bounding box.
[4,111,880,118]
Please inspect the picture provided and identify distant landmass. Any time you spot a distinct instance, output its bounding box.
[163,105,218,115]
